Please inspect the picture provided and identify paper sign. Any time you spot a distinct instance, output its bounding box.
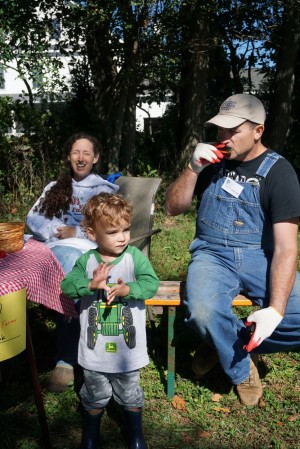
[221,178,244,198]
[0,289,26,361]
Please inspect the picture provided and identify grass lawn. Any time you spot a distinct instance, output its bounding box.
[0,210,299,449]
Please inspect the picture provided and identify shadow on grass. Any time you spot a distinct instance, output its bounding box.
[147,306,270,398]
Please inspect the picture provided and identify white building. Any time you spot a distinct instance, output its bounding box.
[0,54,264,135]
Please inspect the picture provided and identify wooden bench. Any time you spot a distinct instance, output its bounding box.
[145,281,255,400]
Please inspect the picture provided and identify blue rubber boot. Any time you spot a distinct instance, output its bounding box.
[80,409,104,449]
[124,409,147,449]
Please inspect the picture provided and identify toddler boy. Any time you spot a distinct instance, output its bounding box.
[61,192,159,449]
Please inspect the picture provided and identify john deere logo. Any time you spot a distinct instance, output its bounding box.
[105,342,117,352]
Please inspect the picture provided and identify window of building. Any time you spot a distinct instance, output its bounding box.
[51,19,61,40]
[32,70,43,89]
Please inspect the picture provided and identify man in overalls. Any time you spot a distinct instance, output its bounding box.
[165,94,300,405]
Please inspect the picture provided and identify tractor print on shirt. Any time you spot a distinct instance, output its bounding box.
[87,289,136,350]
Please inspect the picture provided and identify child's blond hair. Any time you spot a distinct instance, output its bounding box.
[82,192,133,230]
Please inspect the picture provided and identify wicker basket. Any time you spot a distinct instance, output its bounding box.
[0,222,25,253]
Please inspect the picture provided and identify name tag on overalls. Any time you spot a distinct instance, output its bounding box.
[221,178,244,198]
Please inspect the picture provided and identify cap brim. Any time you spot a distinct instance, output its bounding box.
[204,114,246,128]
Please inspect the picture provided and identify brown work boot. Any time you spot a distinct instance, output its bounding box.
[192,342,219,377]
[236,355,262,405]
[48,364,74,393]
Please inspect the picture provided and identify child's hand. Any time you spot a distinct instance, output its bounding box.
[106,278,130,304]
[88,262,112,291]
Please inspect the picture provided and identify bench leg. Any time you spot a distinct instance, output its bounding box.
[167,307,176,399]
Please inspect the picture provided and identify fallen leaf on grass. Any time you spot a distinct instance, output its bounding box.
[172,395,187,411]
[197,431,212,439]
[212,406,231,414]
[258,398,266,408]
[287,415,298,422]
[211,393,222,402]
[277,421,284,427]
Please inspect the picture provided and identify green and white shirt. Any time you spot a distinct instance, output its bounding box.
[61,245,159,373]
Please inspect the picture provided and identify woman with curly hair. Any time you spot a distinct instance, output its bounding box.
[27,132,119,392]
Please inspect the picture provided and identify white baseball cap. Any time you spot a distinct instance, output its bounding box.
[205,94,266,128]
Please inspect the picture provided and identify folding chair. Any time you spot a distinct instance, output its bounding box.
[115,176,162,256]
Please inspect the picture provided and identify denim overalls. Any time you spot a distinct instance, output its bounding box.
[185,153,300,385]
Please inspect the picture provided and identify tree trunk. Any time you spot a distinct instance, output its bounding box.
[176,1,211,173]
[121,84,137,174]
[84,2,140,172]
[264,2,300,153]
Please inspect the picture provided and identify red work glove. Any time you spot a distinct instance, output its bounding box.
[213,143,231,155]
[243,306,283,352]
[189,143,224,173]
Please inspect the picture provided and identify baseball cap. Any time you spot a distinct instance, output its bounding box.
[205,94,266,128]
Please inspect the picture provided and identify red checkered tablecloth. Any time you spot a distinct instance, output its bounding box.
[0,238,77,317]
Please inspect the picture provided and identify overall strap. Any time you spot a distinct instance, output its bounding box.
[255,151,283,178]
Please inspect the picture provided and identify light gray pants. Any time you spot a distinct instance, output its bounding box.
[80,369,144,410]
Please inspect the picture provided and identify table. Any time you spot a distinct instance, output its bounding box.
[0,237,77,317]
[0,237,77,449]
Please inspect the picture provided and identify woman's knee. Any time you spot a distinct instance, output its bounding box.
[51,245,83,273]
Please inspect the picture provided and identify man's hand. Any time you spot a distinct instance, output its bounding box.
[88,262,112,291]
[106,278,130,305]
[244,306,283,352]
[55,226,77,239]
[189,143,224,173]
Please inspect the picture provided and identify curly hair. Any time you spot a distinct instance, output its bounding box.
[35,133,102,218]
[82,193,133,230]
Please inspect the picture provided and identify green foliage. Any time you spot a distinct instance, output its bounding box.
[0,97,14,131]
[1,0,300,175]
[135,161,159,178]
[0,131,58,221]
[0,1,300,216]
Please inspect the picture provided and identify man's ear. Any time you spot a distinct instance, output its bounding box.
[86,227,96,241]
[254,124,264,140]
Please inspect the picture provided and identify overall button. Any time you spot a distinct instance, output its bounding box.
[234,220,244,227]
